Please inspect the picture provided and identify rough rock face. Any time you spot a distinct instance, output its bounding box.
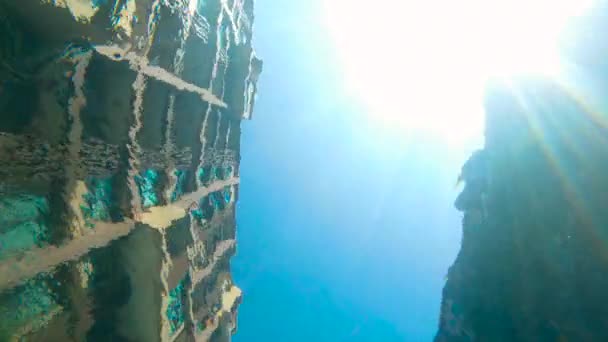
[435,5,608,341]
[437,79,608,342]
[0,0,260,341]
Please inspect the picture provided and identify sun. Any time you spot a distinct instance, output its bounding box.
[323,0,593,146]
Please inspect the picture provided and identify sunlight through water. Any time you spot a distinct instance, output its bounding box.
[323,0,594,146]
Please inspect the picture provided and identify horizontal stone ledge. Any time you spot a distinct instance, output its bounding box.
[0,220,135,291]
[94,45,228,108]
[190,239,236,287]
[168,323,186,342]
[0,178,238,291]
[195,284,242,342]
[139,177,240,230]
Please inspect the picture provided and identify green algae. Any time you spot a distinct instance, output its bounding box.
[0,195,49,259]
[209,191,221,210]
[135,169,161,208]
[166,276,188,335]
[170,169,188,203]
[223,186,231,203]
[80,177,114,227]
[0,278,61,340]
[197,167,206,184]
[0,195,48,231]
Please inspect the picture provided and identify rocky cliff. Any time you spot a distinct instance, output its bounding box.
[0,0,261,341]
[435,6,608,340]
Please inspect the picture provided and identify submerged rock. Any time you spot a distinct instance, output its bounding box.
[436,6,608,339]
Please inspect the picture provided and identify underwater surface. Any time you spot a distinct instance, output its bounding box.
[4,0,608,341]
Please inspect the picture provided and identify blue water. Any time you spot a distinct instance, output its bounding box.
[233,1,477,340]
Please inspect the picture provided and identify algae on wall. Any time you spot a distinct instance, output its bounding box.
[0,0,261,340]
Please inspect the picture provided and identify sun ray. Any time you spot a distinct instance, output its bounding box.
[322,0,594,146]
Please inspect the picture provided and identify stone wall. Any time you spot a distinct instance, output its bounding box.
[0,1,261,341]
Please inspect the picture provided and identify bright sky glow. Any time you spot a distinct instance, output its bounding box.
[323,0,593,145]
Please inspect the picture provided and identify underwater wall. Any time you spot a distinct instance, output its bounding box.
[435,5,608,339]
[0,0,261,341]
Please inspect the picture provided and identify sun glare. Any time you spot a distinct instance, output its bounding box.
[323,0,593,145]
